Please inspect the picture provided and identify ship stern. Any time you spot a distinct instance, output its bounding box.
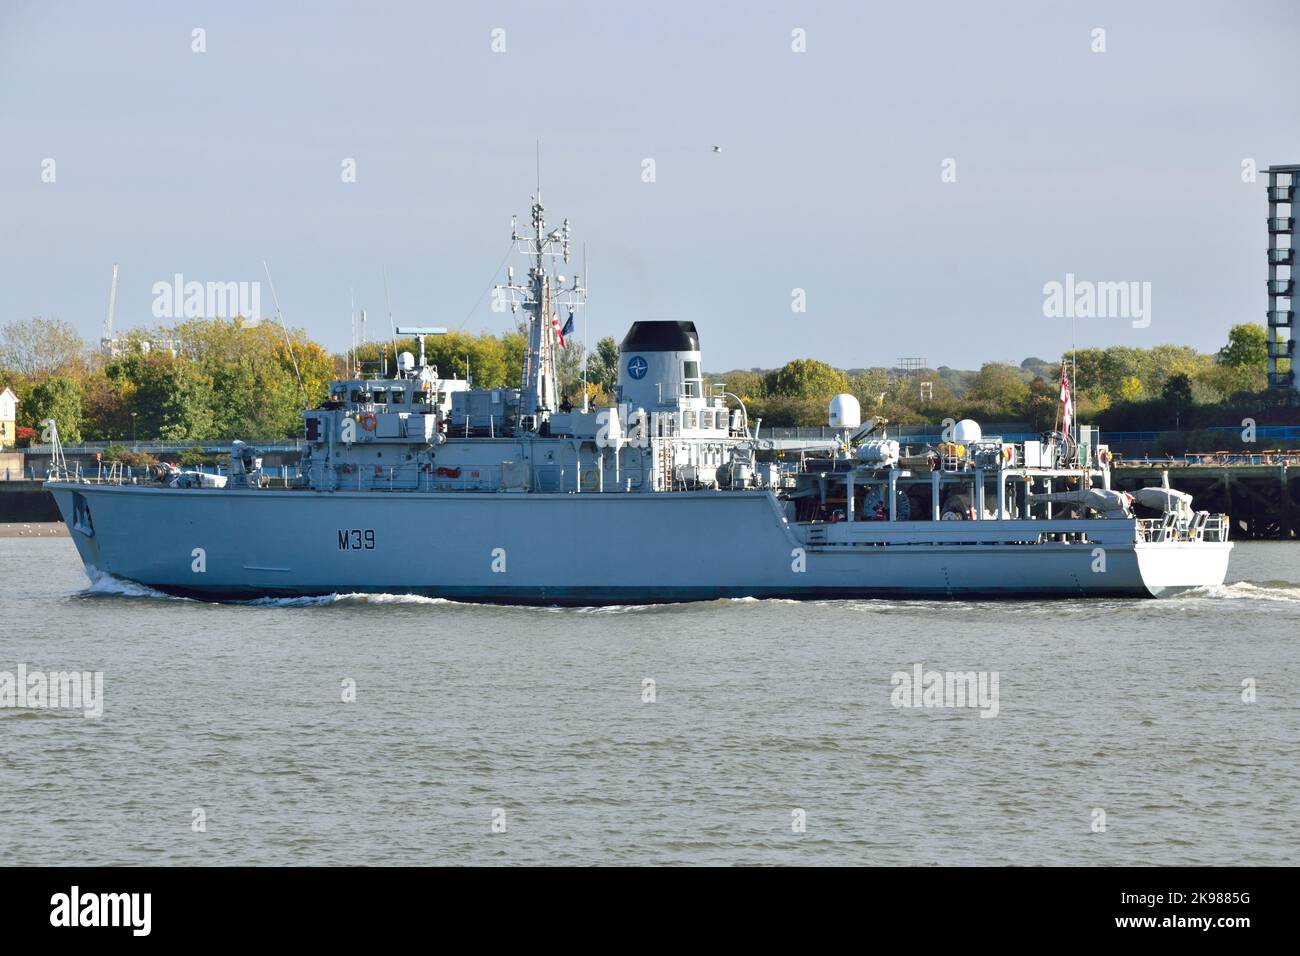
[1134,541,1233,597]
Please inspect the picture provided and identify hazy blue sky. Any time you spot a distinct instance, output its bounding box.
[2,0,1297,371]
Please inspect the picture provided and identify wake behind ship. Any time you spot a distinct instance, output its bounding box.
[46,192,1231,603]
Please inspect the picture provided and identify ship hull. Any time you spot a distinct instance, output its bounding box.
[47,483,1232,603]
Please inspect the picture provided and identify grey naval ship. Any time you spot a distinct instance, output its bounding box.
[46,193,1232,603]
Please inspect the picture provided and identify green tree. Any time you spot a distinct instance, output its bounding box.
[1161,372,1194,428]
[1147,345,1210,394]
[116,353,214,440]
[417,330,503,387]
[1070,348,1105,394]
[847,369,890,412]
[586,336,620,395]
[967,362,1029,411]
[499,324,528,388]
[1201,323,1270,397]
[767,359,848,402]
[556,338,587,403]
[1096,346,1154,399]
[24,377,84,443]
[79,370,132,440]
[1216,323,1268,368]
[210,355,303,438]
[881,368,954,415]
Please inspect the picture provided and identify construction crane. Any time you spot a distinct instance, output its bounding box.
[100,263,119,357]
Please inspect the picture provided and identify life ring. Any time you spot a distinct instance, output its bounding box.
[374,465,383,476]
[340,464,352,474]
[1098,449,1113,465]
[580,467,600,491]
[1001,446,1014,464]
[360,412,377,432]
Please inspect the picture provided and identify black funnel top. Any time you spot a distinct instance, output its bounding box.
[619,321,699,353]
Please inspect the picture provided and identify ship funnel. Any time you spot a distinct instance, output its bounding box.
[617,321,702,410]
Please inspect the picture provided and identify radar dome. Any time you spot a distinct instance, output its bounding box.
[828,394,861,430]
[398,351,415,371]
[953,419,982,442]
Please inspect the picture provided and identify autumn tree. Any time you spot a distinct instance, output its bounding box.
[1021,377,1059,431]
[0,317,87,380]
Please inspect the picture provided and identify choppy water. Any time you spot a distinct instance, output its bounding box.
[1,536,1296,865]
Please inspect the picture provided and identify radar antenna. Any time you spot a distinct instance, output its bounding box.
[495,182,586,429]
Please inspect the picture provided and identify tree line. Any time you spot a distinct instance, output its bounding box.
[715,324,1287,435]
[0,315,1287,446]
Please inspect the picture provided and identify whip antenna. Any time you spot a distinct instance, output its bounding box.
[261,260,308,405]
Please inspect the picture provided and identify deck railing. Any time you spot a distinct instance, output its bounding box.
[1136,513,1229,543]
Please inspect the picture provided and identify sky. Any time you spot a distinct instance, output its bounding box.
[1,0,1297,371]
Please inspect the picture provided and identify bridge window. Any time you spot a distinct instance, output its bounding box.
[390,389,406,405]
[682,361,701,398]
[372,389,388,405]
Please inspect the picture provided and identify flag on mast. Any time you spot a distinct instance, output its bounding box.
[1059,360,1073,437]
[553,311,574,348]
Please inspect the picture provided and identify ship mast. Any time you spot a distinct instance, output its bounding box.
[496,190,586,431]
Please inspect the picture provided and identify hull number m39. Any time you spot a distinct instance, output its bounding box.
[338,529,376,550]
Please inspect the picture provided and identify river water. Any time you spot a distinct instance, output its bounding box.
[1,537,1296,866]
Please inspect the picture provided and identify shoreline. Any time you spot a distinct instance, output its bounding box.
[0,522,67,538]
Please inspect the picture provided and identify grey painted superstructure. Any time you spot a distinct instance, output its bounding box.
[45,192,1232,602]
